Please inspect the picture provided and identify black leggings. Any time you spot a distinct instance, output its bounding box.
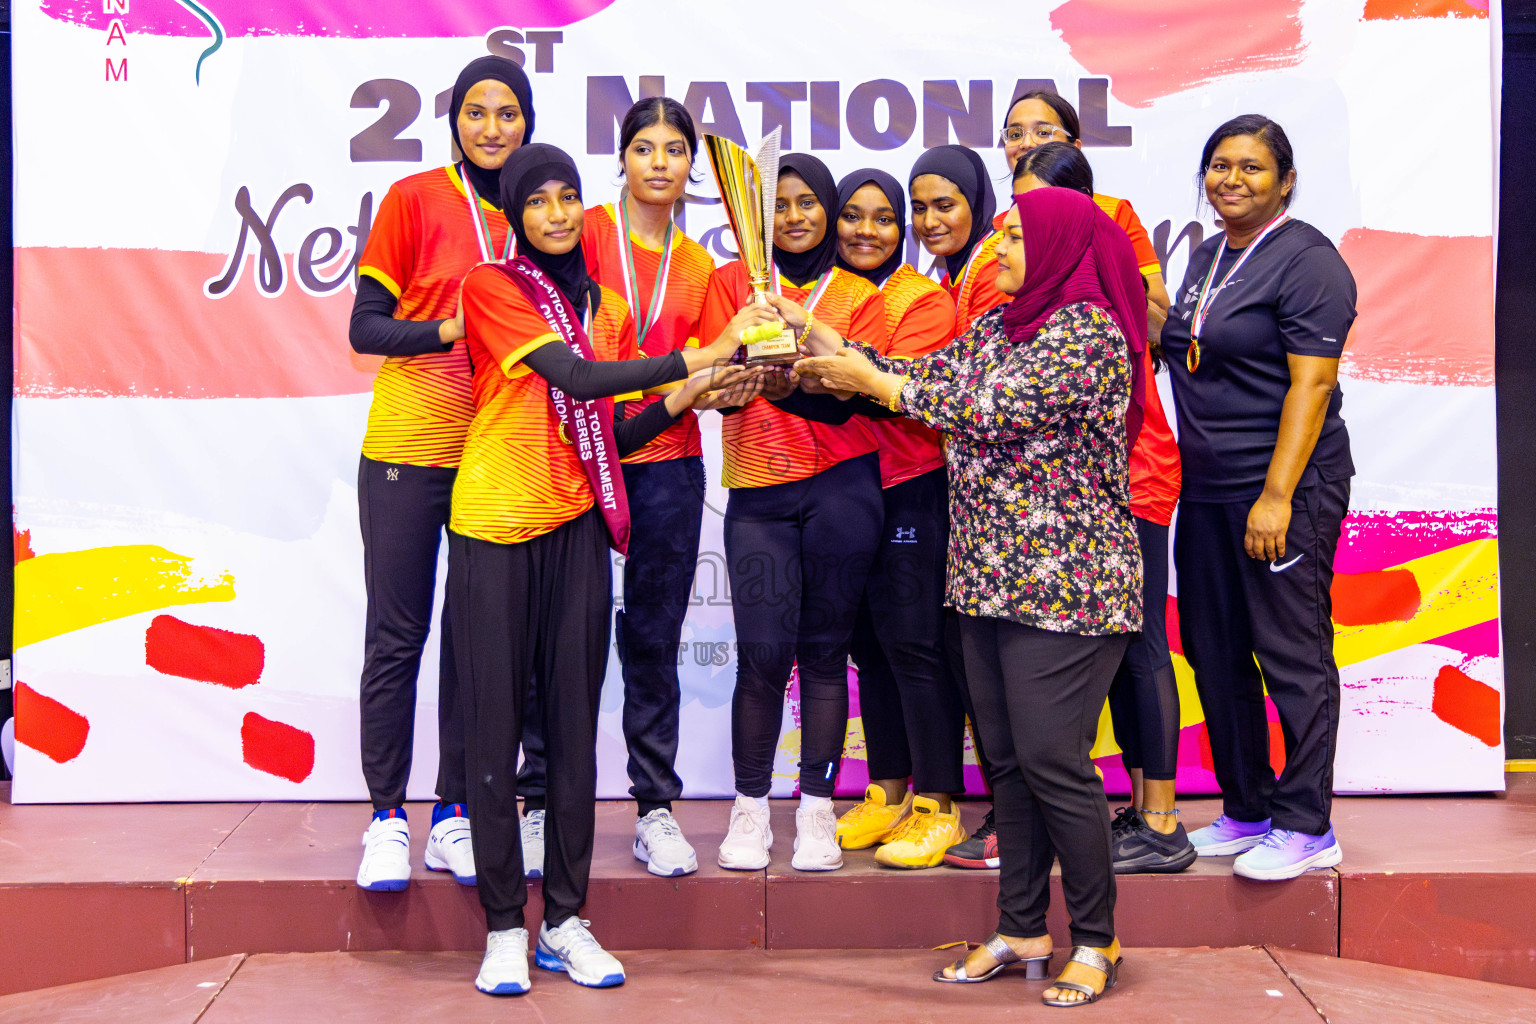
[356,455,465,810]
[726,453,883,798]
[848,467,966,793]
[1107,517,1180,781]
[448,509,611,933]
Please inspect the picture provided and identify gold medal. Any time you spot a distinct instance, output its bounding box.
[557,422,573,446]
[1187,337,1201,373]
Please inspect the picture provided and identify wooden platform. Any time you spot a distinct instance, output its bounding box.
[1,777,1533,995]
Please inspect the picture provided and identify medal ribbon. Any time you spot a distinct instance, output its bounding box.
[1188,212,1290,361]
[616,199,675,356]
[459,162,515,263]
[769,263,834,315]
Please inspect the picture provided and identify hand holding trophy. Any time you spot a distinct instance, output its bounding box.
[702,127,801,366]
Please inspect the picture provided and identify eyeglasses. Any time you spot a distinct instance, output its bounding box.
[999,122,1073,146]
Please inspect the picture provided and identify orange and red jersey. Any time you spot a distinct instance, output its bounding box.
[869,265,956,489]
[941,230,1007,336]
[996,192,1180,523]
[699,263,886,489]
[582,202,714,464]
[451,269,640,545]
[357,164,510,468]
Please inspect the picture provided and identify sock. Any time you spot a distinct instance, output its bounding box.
[739,791,769,809]
[799,794,832,812]
[432,801,467,825]
[372,807,406,823]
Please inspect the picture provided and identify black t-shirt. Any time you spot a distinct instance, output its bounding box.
[1162,218,1356,503]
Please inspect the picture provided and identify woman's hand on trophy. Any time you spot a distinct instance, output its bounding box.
[761,294,842,357]
[794,347,881,396]
[686,304,781,372]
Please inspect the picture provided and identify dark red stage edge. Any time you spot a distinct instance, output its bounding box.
[145,615,265,688]
[13,682,89,763]
[239,713,315,783]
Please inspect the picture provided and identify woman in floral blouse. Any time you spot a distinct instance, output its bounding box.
[780,187,1146,1008]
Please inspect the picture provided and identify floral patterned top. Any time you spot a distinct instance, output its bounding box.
[859,302,1141,635]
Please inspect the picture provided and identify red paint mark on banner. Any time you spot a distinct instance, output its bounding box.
[1166,595,1182,658]
[14,683,90,763]
[145,615,265,688]
[1336,509,1497,574]
[1431,664,1500,747]
[14,523,34,563]
[40,2,617,37]
[1050,0,1304,109]
[241,713,316,783]
[1331,568,1421,626]
[15,247,375,399]
[1338,230,1494,387]
[1362,0,1487,19]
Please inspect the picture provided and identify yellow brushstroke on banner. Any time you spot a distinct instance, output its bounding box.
[15,544,236,648]
[1333,539,1498,667]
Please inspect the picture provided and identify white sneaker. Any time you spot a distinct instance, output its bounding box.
[634,808,699,877]
[475,927,530,995]
[717,795,773,871]
[425,807,476,885]
[535,918,625,988]
[356,812,412,892]
[792,803,843,872]
[520,809,545,880]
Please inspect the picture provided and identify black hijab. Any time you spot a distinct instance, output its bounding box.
[450,56,535,208]
[499,144,594,312]
[833,168,907,288]
[774,153,840,287]
[908,145,997,281]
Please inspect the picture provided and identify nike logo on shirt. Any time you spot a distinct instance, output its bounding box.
[1269,554,1305,573]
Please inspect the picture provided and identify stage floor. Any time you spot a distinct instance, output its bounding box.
[1,776,1533,996]
[3,946,1534,1024]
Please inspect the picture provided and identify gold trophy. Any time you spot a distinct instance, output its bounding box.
[702,128,801,365]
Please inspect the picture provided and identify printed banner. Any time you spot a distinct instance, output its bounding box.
[12,0,1501,801]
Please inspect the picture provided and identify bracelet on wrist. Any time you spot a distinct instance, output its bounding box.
[886,375,906,413]
[797,312,817,343]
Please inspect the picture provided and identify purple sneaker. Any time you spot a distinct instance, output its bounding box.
[1188,814,1271,856]
[1233,827,1342,880]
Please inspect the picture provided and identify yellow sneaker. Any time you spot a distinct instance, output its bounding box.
[835,785,912,850]
[873,796,966,869]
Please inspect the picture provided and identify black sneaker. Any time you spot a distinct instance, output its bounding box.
[1112,814,1197,874]
[1109,805,1139,839]
[942,808,998,869]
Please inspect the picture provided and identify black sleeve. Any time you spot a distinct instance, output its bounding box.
[348,276,449,357]
[613,400,678,457]
[519,344,689,401]
[770,388,859,424]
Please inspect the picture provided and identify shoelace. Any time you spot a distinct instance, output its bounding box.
[972,811,997,839]
[805,808,837,844]
[885,812,940,843]
[485,929,527,965]
[644,812,685,842]
[728,804,767,839]
[550,919,604,958]
[522,812,544,841]
[842,800,893,826]
[1258,829,1295,849]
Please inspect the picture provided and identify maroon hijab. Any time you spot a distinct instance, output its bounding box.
[1001,187,1147,444]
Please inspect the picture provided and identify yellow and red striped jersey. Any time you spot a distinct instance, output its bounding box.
[941,230,1007,336]
[451,268,639,544]
[868,265,956,489]
[582,202,714,464]
[357,165,510,468]
[699,262,886,489]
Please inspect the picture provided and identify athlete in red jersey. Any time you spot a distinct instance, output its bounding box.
[517,99,718,879]
[697,154,887,875]
[826,170,974,872]
[1010,122,1193,875]
[347,56,532,898]
[450,144,763,995]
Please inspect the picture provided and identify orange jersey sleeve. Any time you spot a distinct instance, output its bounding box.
[953,232,1009,335]
[1096,193,1163,278]
[870,266,952,487]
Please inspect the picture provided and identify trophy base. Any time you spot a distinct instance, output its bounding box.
[744,328,800,367]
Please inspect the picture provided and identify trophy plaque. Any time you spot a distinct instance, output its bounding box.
[702,128,801,366]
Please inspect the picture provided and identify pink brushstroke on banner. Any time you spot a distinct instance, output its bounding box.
[39,1,615,37]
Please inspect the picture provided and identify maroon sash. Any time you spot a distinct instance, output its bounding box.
[487,257,630,555]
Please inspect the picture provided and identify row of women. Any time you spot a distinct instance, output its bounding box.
[346,55,1358,1005]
